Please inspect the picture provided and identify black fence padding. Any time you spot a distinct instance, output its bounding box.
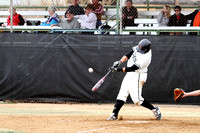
[0,33,199,104]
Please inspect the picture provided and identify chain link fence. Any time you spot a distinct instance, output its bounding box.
[0,0,199,34]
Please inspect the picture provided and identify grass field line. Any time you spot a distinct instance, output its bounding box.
[0,128,23,133]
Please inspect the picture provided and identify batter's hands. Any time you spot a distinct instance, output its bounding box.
[109,67,117,72]
[113,61,122,68]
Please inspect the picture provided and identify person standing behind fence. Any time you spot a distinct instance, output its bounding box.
[51,10,80,34]
[7,7,24,26]
[92,0,104,28]
[122,0,138,35]
[40,6,60,26]
[167,5,187,35]
[157,5,171,35]
[67,0,85,16]
[74,4,97,34]
[185,5,200,35]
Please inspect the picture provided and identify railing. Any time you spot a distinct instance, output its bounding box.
[0,2,199,35]
[0,26,200,35]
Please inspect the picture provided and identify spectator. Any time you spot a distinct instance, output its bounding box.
[74,4,97,34]
[40,6,60,26]
[157,5,171,35]
[168,5,187,35]
[122,0,138,35]
[67,0,85,16]
[0,23,5,27]
[92,0,104,28]
[185,5,200,35]
[51,10,80,34]
[7,7,24,26]
[157,5,171,27]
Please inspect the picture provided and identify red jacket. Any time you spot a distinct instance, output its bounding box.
[7,13,24,26]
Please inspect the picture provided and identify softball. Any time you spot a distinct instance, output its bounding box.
[88,68,94,73]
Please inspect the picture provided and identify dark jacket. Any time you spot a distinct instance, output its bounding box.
[122,6,138,27]
[68,5,85,16]
[185,9,200,26]
[168,13,187,26]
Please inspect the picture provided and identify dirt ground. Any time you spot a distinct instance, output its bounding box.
[0,103,199,133]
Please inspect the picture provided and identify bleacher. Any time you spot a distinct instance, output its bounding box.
[0,6,199,35]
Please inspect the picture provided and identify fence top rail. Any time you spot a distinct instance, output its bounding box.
[0,10,194,17]
[0,5,199,9]
[124,27,200,33]
[0,26,200,31]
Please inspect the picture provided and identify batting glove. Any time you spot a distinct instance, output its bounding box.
[113,61,122,68]
[109,67,117,72]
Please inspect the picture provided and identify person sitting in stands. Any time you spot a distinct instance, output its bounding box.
[157,5,171,27]
[74,4,97,34]
[0,23,5,27]
[7,7,24,26]
[67,0,85,16]
[167,5,187,35]
[51,10,80,34]
[40,6,60,26]
[157,5,171,35]
[92,0,104,28]
[122,0,138,35]
[185,5,200,35]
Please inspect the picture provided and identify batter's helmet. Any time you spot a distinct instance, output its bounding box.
[136,39,151,54]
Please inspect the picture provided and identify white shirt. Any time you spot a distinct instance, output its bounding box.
[127,46,152,73]
[74,12,97,29]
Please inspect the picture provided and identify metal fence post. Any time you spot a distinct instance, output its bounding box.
[147,0,150,11]
[10,0,13,33]
[119,0,123,34]
[116,0,120,34]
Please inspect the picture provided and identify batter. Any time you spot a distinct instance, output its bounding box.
[108,39,162,120]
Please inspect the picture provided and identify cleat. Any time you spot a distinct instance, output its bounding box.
[152,106,162,120]
[107,113,117,121]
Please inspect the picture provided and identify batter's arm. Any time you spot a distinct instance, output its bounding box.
[110,64,139,73]
[119,65,139,72]
[120,50,134,63]
[120,56,128,63]
[113,50,134,67]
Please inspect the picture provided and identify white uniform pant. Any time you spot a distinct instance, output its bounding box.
[116,72,147,105]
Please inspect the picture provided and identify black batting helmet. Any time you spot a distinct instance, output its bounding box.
[136,39,151,54]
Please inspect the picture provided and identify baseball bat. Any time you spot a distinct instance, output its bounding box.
[91,70,111,92]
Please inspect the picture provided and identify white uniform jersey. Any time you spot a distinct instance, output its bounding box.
[127,46,152,73]
[116,46,152,104]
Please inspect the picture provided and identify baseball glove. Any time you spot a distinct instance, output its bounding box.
[174,88,184,102]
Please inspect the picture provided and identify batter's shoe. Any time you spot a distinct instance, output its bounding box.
[152,106,162,120]
[107,113,117,120]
